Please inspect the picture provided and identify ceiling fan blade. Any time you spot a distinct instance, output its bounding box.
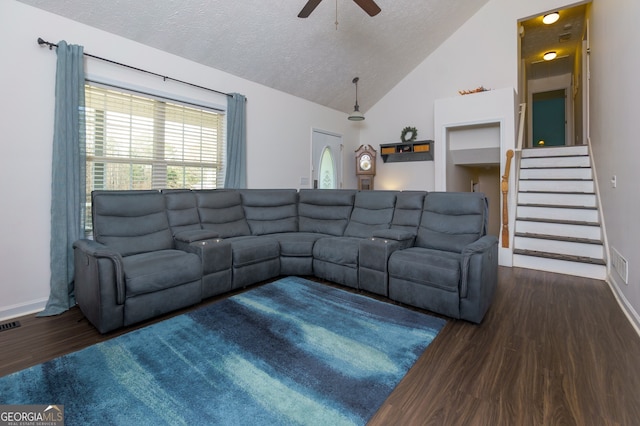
[353,0,381,16]
[298,0,323,18]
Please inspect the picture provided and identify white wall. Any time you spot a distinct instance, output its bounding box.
[589,0,640,331]
[0,1,358,319]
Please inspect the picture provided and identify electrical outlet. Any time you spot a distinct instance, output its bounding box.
[611,175,617,188]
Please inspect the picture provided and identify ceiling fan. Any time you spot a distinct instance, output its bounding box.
[298,0,381,18]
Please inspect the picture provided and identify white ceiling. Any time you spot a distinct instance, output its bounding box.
[18,0,492,114]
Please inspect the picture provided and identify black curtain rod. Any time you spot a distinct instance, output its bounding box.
[37,37,233,98]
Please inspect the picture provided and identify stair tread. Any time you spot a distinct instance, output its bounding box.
[519,178,593,181]
[523,145,588,148]
[514,232,602,245]
[519,190,595,195]
[517,203,597,210]
[513,249,606,265]
[522,146,589,157]
[522,154,589,159]
[520,165,591,169]
[516,217,600,227]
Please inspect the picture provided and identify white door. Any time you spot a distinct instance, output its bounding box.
[311,129,343,189]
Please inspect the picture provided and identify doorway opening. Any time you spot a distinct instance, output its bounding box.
[518,2,590,148]
[446,122,501,238]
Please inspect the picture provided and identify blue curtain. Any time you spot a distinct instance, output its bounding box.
[224,93,247,188]
[39,41,86,316]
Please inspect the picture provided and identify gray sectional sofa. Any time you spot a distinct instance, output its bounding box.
[73,188,498,333]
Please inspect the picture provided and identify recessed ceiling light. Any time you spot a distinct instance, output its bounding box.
[543,12,560,25]
[543,51,557,61]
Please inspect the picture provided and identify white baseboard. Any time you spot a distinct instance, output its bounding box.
[606,274,640,338]
[0,298,47,322]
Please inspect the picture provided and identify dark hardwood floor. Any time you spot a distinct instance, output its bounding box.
[1,267,639,425]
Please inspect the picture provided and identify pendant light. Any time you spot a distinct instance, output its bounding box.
[348,77,365,121]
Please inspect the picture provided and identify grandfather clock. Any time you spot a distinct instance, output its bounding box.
[355,145,376,190]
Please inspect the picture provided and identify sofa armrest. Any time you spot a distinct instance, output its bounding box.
[360,236,414,270]
[460,235,498,299]
[359,234,416,296]
[73,239,126,305]
[184,238,233,275]
[174,229,220,244]
[371,229,416,243]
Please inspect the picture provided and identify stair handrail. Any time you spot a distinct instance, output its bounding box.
[516,103,526,151]
[501,149,514,248]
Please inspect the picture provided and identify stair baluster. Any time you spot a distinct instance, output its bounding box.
[501,149,514,248]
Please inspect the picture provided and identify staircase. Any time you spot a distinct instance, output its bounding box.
[513,145,607,279]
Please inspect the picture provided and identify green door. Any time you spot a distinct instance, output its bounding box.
[532,89,566,147]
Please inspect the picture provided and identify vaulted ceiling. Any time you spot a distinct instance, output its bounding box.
[19,0,586,114]
[18,0,492,114]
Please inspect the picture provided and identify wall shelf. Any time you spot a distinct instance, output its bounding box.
[380,140,433,163]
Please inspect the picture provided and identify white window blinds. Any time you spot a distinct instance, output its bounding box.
[84,84,225,193]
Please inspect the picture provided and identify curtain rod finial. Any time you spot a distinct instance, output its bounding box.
[37,37,54,50]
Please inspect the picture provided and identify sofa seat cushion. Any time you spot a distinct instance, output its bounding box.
[225,236,280,267]
[388,247,461,293]
[123,250,201,297]
[313,237,361,268]
[270,232,330,257]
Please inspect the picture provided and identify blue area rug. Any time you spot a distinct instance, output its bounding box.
[0,277,445,425]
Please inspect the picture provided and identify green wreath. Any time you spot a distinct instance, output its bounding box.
[400,126,418,143]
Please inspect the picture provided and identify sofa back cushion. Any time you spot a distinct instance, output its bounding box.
[92,190,174,256]
[298,189,356,236]
[196,190,251,238]
[343,191,397,238]
[163,190,201,235]
[390,191,427,234]
[240,189,298,235]
[416,192,488,253]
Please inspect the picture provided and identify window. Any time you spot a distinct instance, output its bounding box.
[84,83,225,229]
[318,146,336,189]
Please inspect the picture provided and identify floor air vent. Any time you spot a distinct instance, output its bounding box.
[0,320,21,332]
[611,247,629,284]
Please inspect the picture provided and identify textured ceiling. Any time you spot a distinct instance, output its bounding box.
[18,0,492,114]
[19,0,585,113]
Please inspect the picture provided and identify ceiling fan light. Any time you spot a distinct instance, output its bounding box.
[543,51,557,61]
[543,12,559,25]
